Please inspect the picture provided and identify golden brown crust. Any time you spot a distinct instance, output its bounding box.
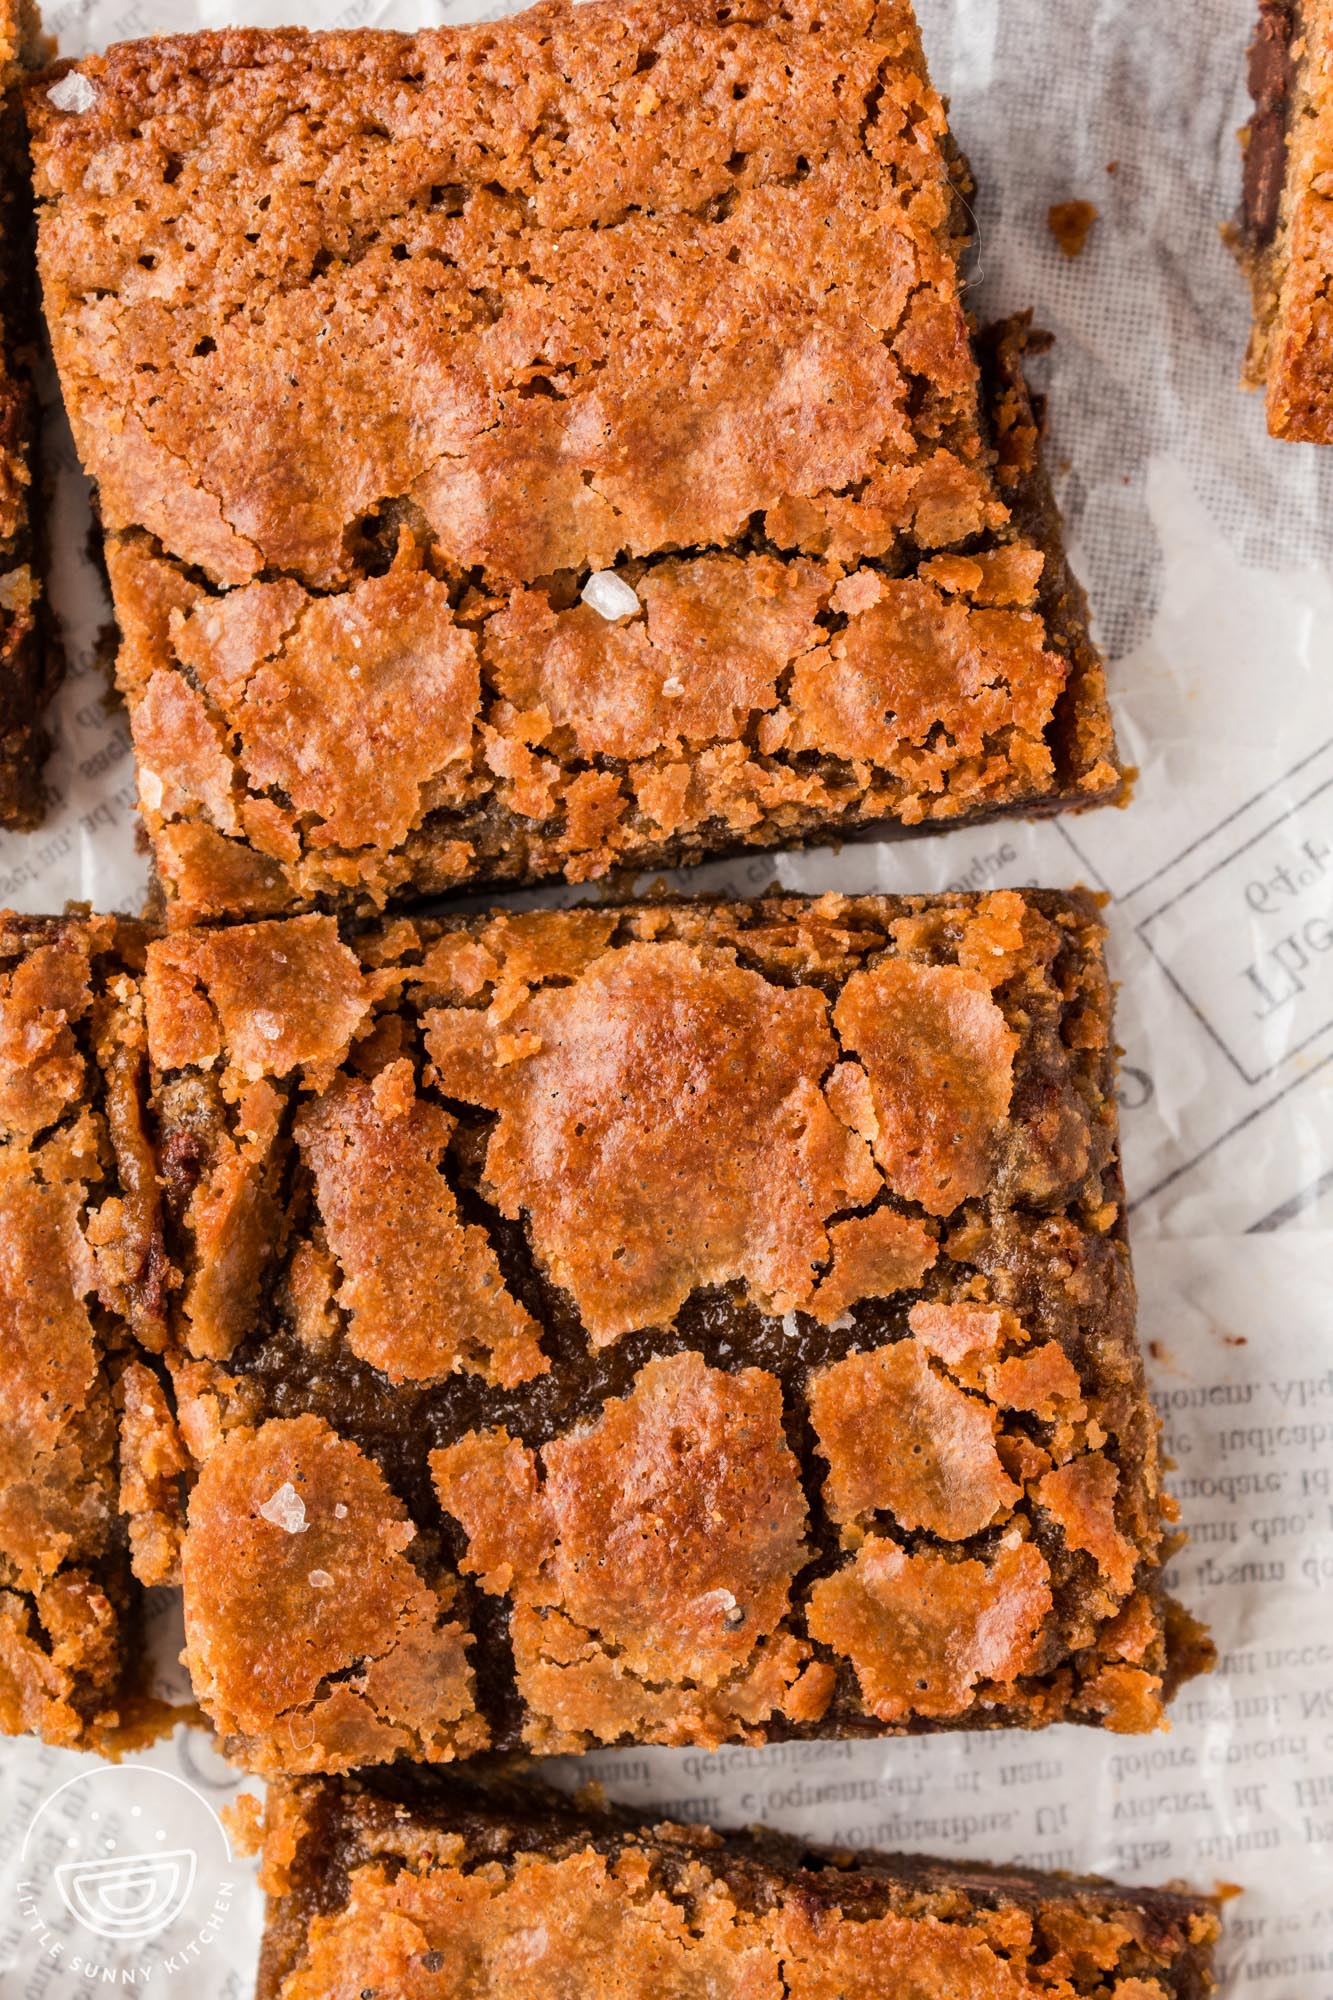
[432,1351,820,1752]
[255,1774,1223,2000]
[294,1073,546,1387]
[141,890,1201,1770]
[180,1412,487,1774]
[31,0,1118,914]
[425,939,880,1343]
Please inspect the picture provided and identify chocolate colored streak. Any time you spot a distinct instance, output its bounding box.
[1244,0,1297,246]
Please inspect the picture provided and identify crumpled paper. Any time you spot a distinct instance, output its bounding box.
[1,0,1331,1993]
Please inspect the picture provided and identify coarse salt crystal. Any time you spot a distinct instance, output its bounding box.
[581,570,640,620]
[827,1310,856,1332]
[308,1569,334,1589]
[661,676,684,697]
[334,1503,348,1519]
[48,73,97,113]
[781,1310,800,1339]
[258,1482,308,1534]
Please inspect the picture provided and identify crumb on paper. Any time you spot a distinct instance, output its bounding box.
[221,1792,266,1855]
[258,1481,308,1533]
[47,72,96,113]
[1048,199,1098,259]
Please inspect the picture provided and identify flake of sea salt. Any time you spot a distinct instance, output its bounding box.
[48,73,97,113]
[581,570,640,621]
[258,1482,308,1534]
[780,1310,800,1339]
[661,676,684,697]
[308,1569,334,1589]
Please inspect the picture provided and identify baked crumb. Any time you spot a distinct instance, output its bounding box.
[1048,198,1099,258]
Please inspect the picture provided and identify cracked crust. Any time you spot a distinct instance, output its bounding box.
[181,1413,487,1774]
[1235,0,1333,439]
[0,912,166,1746]
[140,890,1208,1772]
[31,0,1120,918]
[254,1772,1222,2000]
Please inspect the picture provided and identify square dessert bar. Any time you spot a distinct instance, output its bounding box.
[143,890,1208,1776]
[0,0,56,825]
[0,913,174,1746]
[255,1772,1222,2000]
[30,0,1120,924]
[1237,0,1333,440]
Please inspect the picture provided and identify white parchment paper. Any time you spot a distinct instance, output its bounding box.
[2,0,1332,1993]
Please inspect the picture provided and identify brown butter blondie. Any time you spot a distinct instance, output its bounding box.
[254,1770,1222,2000]
[29,1,1121,920]
[140,891,1208,1776]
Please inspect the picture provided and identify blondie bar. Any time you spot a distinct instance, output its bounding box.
[1237,0,1333,440]
[0,913,170,1745]
[142,891,1207,1775]
[30,1,1121,922]
[255,1771,1221,2000]
[0,0,55,824]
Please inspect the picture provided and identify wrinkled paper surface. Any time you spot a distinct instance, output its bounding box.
[2,0,1331,1993]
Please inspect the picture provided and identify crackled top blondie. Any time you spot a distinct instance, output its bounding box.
[138,891,1207,1776]
[31,2,1120,917]
[255,1772,1222,2000]
[1237,0,1333,440]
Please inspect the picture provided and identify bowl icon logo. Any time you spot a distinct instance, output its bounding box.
[54,1845,198,1941]
[14,1760,241,1980]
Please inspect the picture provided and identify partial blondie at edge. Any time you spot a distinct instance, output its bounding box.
[1236,0,1333,440]
[29,0,1121,923]
[254,1769,1222,2000]
[0,912,175,1747]
[138,890,1208,1776]
[0,0,57,824]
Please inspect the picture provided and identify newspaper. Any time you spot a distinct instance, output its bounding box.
[1,0,1331,1992]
